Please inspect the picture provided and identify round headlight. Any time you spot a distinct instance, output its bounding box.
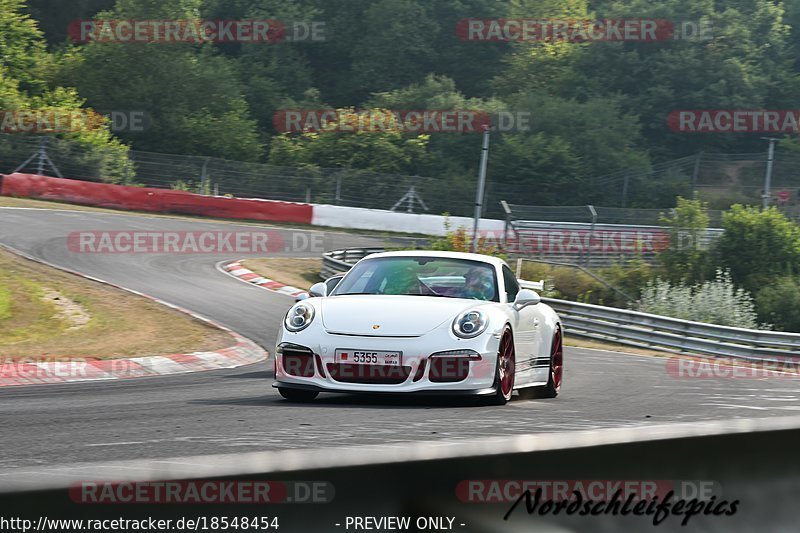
[284,303,315,332]
[453,309,488,339]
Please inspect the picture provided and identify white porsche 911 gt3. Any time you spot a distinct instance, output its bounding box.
[272,251,563,405]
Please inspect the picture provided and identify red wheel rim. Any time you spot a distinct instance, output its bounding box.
[551,327,563,392]
[499,330,515,398]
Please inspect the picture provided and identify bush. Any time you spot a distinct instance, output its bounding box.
[519,262,629,306]
[429,218,503,258]
[716,205,800,293]
[639,269,762,329]
[755,276,800,332]
[657,196,713,284]
[597,259,654,302]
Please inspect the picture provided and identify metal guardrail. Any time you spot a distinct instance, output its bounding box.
[548,299,799,359]
[321,249,800,359]
[320,247,386,279]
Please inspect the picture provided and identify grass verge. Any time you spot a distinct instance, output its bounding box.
[240,257,321,289]
[0,247,231,361]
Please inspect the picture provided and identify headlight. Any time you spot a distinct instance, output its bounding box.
[452,309,488,339]
[284,303,315,332]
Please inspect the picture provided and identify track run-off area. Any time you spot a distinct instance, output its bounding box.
[1,207,799,477]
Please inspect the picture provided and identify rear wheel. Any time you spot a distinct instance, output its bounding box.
[488,327,515,405]
[530,325,563,399]
[278,388,319,402]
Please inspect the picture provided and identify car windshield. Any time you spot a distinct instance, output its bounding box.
[332,256,499,302]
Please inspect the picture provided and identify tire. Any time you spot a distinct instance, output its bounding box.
[278,387,319,402]
[529,325,563,399]
[488,326,515,405]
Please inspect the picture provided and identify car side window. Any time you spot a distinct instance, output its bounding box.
[325,276,343,294]
[502,266,520,303]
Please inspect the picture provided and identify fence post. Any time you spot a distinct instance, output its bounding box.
[691,151,703,191]
[15,136,62,178]
[586,205,597,268]
[762,137,779,209]
[36,138,46,176]
[200,157,210,195]
[621,172,630,207]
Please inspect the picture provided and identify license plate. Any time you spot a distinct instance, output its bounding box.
[335,349,402,366]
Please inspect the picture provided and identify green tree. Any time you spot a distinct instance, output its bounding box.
[367,74,505,180]
[496,0,800,158]
[62,0,262,160]
[26,0,115,47]
[203,0,322,136]
[268,108,429,174]
[345,0,439,103]
[0,0,129,182]
[0,0,49,92]
[490,93,649,206]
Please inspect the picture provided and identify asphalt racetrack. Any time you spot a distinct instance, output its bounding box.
[1,207,799,476]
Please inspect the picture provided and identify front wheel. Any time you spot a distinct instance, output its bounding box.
[529,325,563,399]
[488,327,515,405]
[278,387,319,402]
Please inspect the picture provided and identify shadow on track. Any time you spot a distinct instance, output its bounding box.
[188,392,497,409]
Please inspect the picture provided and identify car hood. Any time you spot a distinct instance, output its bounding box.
[320,295,487,336]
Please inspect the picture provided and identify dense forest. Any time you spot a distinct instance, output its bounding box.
[4,0,800,209]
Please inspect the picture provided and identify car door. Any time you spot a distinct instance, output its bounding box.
[502,266,541,378]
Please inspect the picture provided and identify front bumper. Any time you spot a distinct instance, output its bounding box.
[272,380,498,396]
[272,325,502,395]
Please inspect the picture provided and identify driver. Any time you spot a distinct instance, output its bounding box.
[463,267,495,300]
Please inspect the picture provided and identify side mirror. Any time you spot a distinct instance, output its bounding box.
[513,289,540,310]
[309,282,328,298]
